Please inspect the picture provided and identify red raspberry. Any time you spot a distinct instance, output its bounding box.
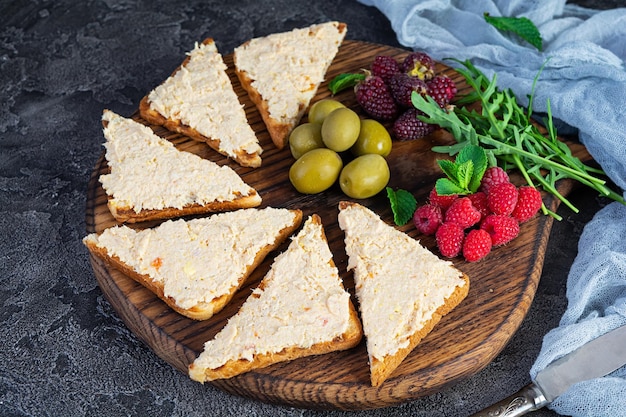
[400,51,435,80]
[355,74,399,121]
[512,186,543,223]
[436,222,465,258]
[480,166,510,194]
[388,73,428,108]
[468,191,489,220]
[487,182,519,216]
[392,108,435,141]
[371,55,400,83]
[426,75,457,107]
[480,214,520,246]
[444,197,481,229]
[413,204,443,235]
[463,229,493,262]
[429,187,458,211]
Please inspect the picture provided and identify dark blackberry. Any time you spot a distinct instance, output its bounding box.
[426,75,457,107]
[388,73,428,108]
[392,108,435,141]
[354,74,399,121]
[370,55,400,84]
[400,51,435,80]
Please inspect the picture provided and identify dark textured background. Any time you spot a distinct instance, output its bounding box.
[0,1,620,416]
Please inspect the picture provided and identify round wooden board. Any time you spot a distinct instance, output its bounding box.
[85,40,590,410]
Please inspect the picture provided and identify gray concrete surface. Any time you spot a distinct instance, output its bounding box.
[0,1,619,416]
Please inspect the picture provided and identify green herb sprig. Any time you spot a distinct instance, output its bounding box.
[484,13,543,51]
[411,59,625,220]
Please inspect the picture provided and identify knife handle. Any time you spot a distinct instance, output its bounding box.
[469,383,549,417]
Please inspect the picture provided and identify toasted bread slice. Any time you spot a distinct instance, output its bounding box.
[99,110,261,223]
[189,214,362,382]
[337,201,469,386]
[233,21,347,150]
[139,38,262,168]
[83,207,303,321]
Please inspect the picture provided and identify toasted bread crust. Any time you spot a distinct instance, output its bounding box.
[370,274,470,387]
[84,209,303,321]
[188,214,363,382]
[139,38,262,168]
[234,22,347,150]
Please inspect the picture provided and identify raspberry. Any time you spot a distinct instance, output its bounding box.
[400,51,435,80]
[468,191,489,220]
[428,187,458,210]
[481,214,520,246]
[435,222,465,258]
[426,75,457,107]
[512,186,543,223]
[392,108,435,141]
[388,73,428,108]
[413,204,443,235]
[371,55,400,83]
[487,182,519,216]
[480,166,510,194]
[355,74,399,121]
[463,229,493,262]
[444,197,481,229]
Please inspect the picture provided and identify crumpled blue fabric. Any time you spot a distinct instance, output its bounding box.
[356,1,626,416]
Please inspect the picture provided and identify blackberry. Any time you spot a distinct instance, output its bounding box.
[426,75,457,107]
[400,51,435,80]
[392,108,435,141]
[388,73,428,108]
[354,74,399,121]
[370,55,400,84]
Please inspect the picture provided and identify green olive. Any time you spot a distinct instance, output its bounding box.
[339,154,390,199]
[308,99,346,124]
[351,119,393,157]
[289,148,343,194]
[289,122,324,159]
[321,107,361,152]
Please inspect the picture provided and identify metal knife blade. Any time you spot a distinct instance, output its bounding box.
[470,323,626,417]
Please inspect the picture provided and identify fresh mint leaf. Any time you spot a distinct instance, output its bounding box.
[484,13,543,51]
[436,178,467,196]
[328,73,365,94]
[386,187,417,226]
[457,145,488,192]
[456,160,474,190]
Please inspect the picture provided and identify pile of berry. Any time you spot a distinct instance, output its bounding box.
[355,52,457,141]
[413,167,543,262]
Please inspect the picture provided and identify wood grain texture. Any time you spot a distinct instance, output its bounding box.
[85,40,591,410]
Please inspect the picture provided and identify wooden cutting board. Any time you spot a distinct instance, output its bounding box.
[85,40,590,410]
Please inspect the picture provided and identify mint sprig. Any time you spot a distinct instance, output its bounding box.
[386,187,417,226]
[484,13,543,51]
[436,144,488,196]
[328,73,365,95]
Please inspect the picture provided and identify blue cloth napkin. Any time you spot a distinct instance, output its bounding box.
[356,1,626,415]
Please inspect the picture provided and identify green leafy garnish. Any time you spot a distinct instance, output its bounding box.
[386,187,417,226]
[484,13,543,51]
[411,59,626,220]
[435,144,488,195]
[328,73,365,95]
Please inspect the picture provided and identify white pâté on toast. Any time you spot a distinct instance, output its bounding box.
[99,110,261,223]
[233,21,347,149]
[337,201,469,387]
[189,214,362,382]
[140,38,262,168]
[83,207,303,321]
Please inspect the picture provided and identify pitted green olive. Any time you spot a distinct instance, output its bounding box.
[321,107,361,152]
[339,154,390,199]
[289,148,343,194]
[308,99,346,124]
[289,122,324,159]
[351,119,392,157]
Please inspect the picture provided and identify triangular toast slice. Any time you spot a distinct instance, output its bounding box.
[139,38,262,168]
[188,214,363,382]
[83,207,303,321]
[233,21,347,149]
[99,110,261,223]
[337,201,469,386]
